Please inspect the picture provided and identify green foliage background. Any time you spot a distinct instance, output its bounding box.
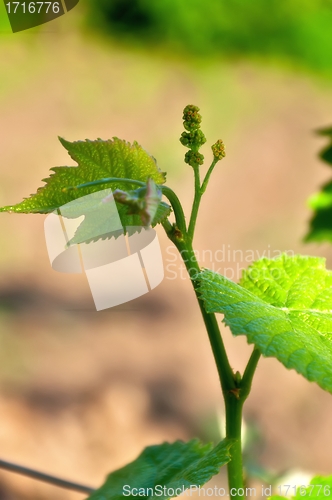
[86,0,332,74]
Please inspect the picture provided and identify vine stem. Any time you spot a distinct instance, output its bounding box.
[163,229,235,394]
[0,459,95,494]
[187,164,201,242]
[163,221,244,498]
[201,158,218,195]
[224,349,260,497]
[162,174,261,500]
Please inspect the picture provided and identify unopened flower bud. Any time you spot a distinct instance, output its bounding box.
[182,104,202,131]
[184,150,204,167]
[212,139,226,161]
[180,129,206,149]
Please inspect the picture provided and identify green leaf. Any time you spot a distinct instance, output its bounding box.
[0,137,170,243]
[308,181,332,210]
[87,439,233,500]
[320,144,332,165]
[198,254,332,393]
[305,129,332,243]
[0,137,166,214]
[305,179,332,242]
[306,207,332,243]
[270,475,332,500]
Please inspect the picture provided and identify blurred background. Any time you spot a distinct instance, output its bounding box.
[1,0,332,498]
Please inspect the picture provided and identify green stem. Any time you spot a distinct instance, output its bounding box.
[163,217,261,500]
[161,186,187,236]
[224,350,261,499]
[187,158,219,243]
[63,177,147,191]
[163,227,246,496]
[184,252,244,499]
[162,224,235,394]
[225,396,245,500]
[162,158,261,499]
[201,158,218,195]
[187,164,201,243]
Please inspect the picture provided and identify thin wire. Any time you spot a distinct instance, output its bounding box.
[0,459,96,495]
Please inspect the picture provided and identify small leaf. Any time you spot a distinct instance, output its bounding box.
[86,439,233,500]
[0,137,166,214]
[143,178,162,225]
[198,254,332,393]
[112,179,162,226]
[270,475,332,500]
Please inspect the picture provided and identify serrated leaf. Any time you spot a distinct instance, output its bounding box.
[0,137,170,244]
[198,254,332,393]
[0,137,166,214]
[87,439,233,500]
[270,475,332,500]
